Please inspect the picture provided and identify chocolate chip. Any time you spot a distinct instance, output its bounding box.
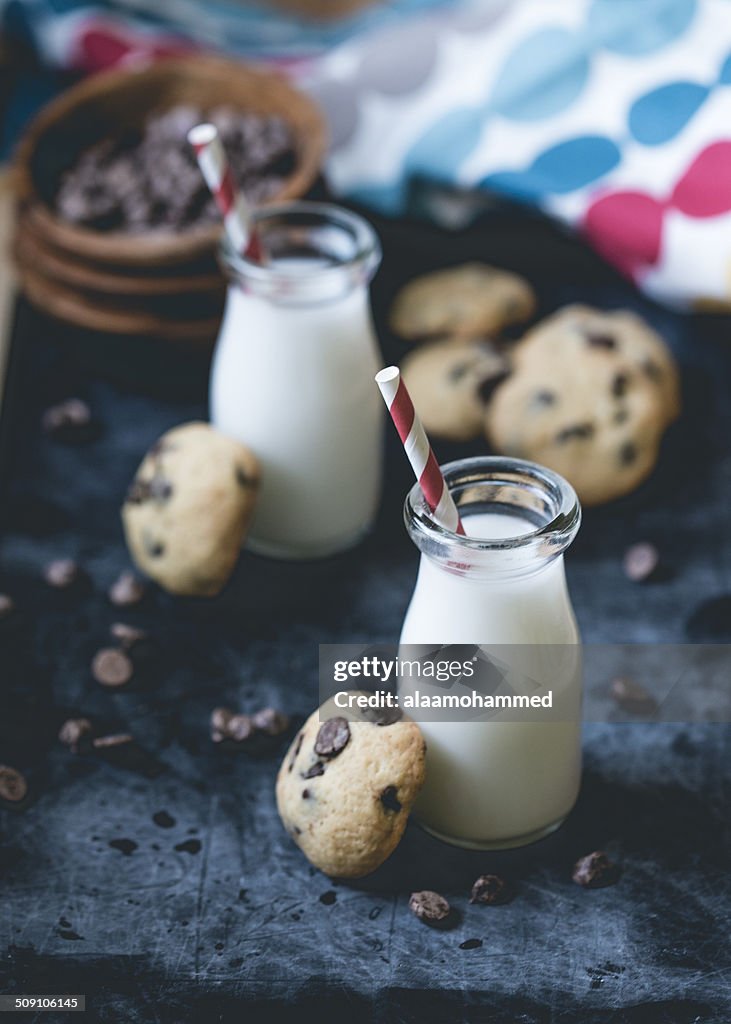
[302,761,325,779]
[532,390,556,408]
[476,371,510,405]
[556,423,594,443]
[41,399,95,442]
[148,477,173,502]
[572,851,620,888]
[210,706,233,742]
[0,594,15,620]
[470,874,512,905]
[288,732,304,772]
[91,648,133,688]
[459,938,483,950]
[319,890,337,905]
[302,788,310,799]
[448,362,472,383]
[609,677,658,716]
[58,718,93,753]
[613,408,629,424]
[108,571,146,607]
[619,441,638,465]
[623,542,659,582]
[612,373,629,398]
[409,890,451,926]
[145,540,165,559]
[642,359,663,381]
[585,333,616,350]
[235,466,256,489]
[0,765,28,803]
[251,707,289,736]
[110,623,148,649]
[44,558,83,589]
[380,786,402,813]
[362,704,403,726]
[227,714,254,742]
[314,717,350,758]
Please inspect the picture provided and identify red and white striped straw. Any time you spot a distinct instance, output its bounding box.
[375,366,465,535]
[188,122,263,261]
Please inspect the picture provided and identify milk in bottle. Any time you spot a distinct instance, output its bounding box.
[399,456,582,849]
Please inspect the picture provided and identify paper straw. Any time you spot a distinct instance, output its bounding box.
[375,366,465,535]
[188,123,263,261]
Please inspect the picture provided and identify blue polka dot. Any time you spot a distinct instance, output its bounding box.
[719,52,731,85]
[629,81,708,145]
[489,28,590,121]
[587,0,697,57]
[404,107,485,180]
[482,135,620,200]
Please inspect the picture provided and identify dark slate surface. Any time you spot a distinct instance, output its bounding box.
[1,210,730,1024]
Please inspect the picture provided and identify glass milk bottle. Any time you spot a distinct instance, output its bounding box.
[399,456,582,849]
[210,202,384,559]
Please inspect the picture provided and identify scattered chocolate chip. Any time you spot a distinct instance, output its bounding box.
[609,677,658,716]
[0,594,15,620]
[611,373,629,398]
[251,707,289,736]
[476,371,510,405]
[288,732,304,772]
[91,648,133,688]
[211,707,233,738]
[319,890,337,906]
[314,717,350,758]
[686,594,731,641]
[409,890,451,926]
[152,810,176,829]
[532,389,556,408]
[44,558,83,589]
[146,540,165,559]
[380,785,402,813]
[556,423,594,443]
[623,542,660,583]
[619,441,638,465]
[0,765,28,803]
[125,478,151,505]
[302,788,310,799]
[110,623,148,649]
[228,714,254,742]
[470,874,512,905]
[572,851,620,888]
[41,399,95,443]
[459,938,483,950]
[148,477,173,502]
[109,571,146,607]
[585,333,616,350]
[92,733,134,750]
[58,718,93,753]
[302,761,325,779]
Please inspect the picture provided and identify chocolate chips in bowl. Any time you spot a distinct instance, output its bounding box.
[12,56,326,345]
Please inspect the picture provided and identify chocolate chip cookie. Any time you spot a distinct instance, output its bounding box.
[485,306,680,506]
[401,337,510,441]
[276,698,426,878]
[122,422,259,597]
[390,263,536,340]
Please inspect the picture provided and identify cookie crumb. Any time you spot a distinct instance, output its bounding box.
[109,571,146,607]
[609,677,658,716]
[92,648,133,688]
[623,542,659,583]
[58,718,93,753]
[0,765,28,803]
[470,874,511,905]
[44,558,84,590]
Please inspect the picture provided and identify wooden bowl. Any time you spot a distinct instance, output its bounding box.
[14,55,326,269]
[17,262,223,343]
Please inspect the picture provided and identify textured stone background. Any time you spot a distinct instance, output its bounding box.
[1,209,729,1023]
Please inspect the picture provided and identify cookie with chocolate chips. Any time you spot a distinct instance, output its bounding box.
[122,422,259,597]
[276,696,426,878]
[400,337,510,441]
[485,305,680,506]
[390,263,536,341]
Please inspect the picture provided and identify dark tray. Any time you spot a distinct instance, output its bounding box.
[1,206,730,1024]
